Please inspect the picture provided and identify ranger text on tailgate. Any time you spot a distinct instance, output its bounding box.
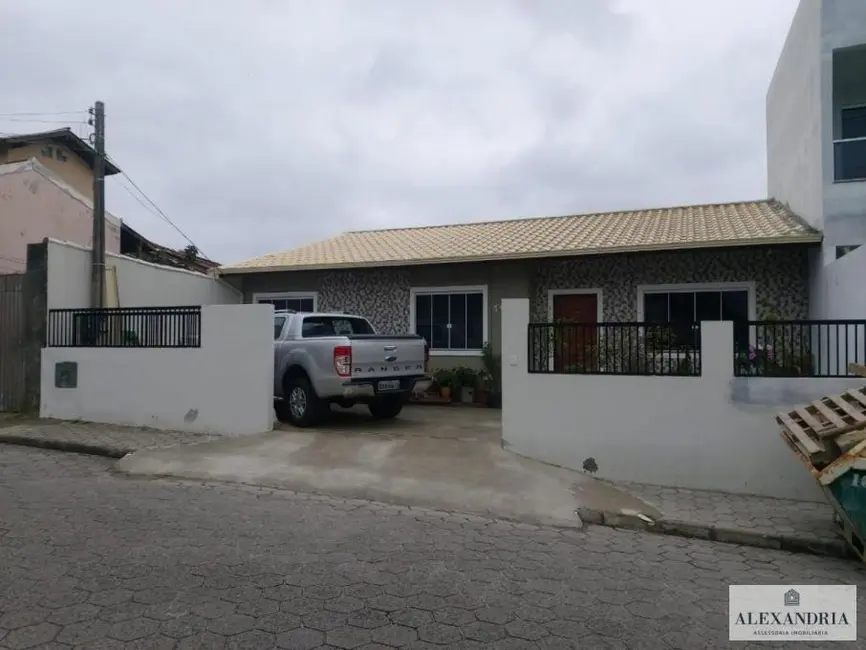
[273,310,430,427]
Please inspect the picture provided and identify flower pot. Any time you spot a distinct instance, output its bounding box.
[460,386,475,404]
[440,386,452,400]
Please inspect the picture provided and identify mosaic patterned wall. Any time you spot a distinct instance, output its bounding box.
[242,244,813,353]
[318,269,411,334]
[529,246,812,322]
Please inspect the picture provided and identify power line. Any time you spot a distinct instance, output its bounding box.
[0,117,89,124]
[107,155,210,260]
[0,110,88,117]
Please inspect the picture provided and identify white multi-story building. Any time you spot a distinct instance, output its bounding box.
[768,0,866,266]
[768,0,866,322]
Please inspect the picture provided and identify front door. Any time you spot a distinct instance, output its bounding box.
[552,293,599,372]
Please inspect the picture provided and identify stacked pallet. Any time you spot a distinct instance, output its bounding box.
[776,364,866,562]
[775,365,866,473]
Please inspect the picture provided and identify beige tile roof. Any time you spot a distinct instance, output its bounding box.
[220,199,821,274]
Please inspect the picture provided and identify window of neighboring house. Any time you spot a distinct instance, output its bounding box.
[642,288,750,351]
[411,286,486,354]
[841,106,866,140]
[837,244,862,259]
[255,293,316,313]
[836,106,866,181]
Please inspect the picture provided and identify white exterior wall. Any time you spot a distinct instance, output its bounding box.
[40,304,273,435]
[769,0,866,264]
[501,298,864,503]
[46,238,241,310]
[767,0,824,230]
[817,241,866,319]
[820,0,866,261]
[809,241,866,371]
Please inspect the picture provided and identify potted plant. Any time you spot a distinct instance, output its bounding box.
[454,366,478,404]
[480,342,502,408]
[433,368,455,401]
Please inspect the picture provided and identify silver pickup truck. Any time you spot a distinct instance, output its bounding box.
[273,310,429,427]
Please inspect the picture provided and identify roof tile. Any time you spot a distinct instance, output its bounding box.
[220,199,820,273]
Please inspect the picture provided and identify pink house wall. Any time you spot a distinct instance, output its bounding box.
[0,164,120,273]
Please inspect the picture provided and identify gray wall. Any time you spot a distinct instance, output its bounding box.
[768,0,866,265]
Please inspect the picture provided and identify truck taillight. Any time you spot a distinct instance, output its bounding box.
[424,343,430,373]
[333,345,352,377]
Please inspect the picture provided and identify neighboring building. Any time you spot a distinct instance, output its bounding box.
[121,222,219,274]
[0,128,121,203]
[767,0,866,323]
[219,200,820,369]
[0,157,122,273]
[767,0,866,266]
[0,128,212,275]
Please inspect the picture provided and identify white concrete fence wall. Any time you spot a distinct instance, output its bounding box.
[501,298,865,502]
[46,238,242,310]
[41,304,274,436]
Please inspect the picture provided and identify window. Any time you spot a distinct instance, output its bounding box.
[640,286,751,350]
[254,292,316,313]
[835,106,866,181]
[301,316,374,338]
[411,286,486,354]
[841,106,866,140]
[837,244,862,259]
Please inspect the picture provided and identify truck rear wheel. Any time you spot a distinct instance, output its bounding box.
[368,395,404,419]
[285,375,325,427]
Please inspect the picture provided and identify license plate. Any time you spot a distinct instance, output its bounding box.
[377,380,400,392]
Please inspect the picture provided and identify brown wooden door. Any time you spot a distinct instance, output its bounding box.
[552,293,598,372]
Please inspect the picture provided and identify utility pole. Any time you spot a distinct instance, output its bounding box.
[89,101,106,309]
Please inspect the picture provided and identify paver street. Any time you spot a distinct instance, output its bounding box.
[1,447,865,650]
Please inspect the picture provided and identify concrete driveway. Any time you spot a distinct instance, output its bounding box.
[275,403,503,442]
[117,405,655,527]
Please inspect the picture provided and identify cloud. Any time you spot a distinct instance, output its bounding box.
[0,0,797,264]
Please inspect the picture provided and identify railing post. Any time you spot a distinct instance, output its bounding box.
[700,321,734,380]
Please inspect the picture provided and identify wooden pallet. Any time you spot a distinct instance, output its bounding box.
[776,386,866,468]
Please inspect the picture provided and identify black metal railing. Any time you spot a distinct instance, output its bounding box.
[528,322,702,376]
[734,320,866,378]
[47,306,202,348]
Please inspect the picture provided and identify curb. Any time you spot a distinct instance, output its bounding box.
[0,435,128,459]
[577,508,852,560]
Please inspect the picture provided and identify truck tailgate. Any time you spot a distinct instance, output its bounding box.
[348,336,426,379]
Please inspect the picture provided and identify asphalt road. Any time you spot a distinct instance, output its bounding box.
[1,446,864,650]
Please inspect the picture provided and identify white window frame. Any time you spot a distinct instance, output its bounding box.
[635,282,757,323]
[409,285,488,357]
[546,288,604,322]
[252,291,318,312]
[833,104,866,182]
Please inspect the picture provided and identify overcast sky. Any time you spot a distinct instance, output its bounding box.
[2,0,798,265]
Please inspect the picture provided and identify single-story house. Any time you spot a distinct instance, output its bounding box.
[218,199,822,370]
